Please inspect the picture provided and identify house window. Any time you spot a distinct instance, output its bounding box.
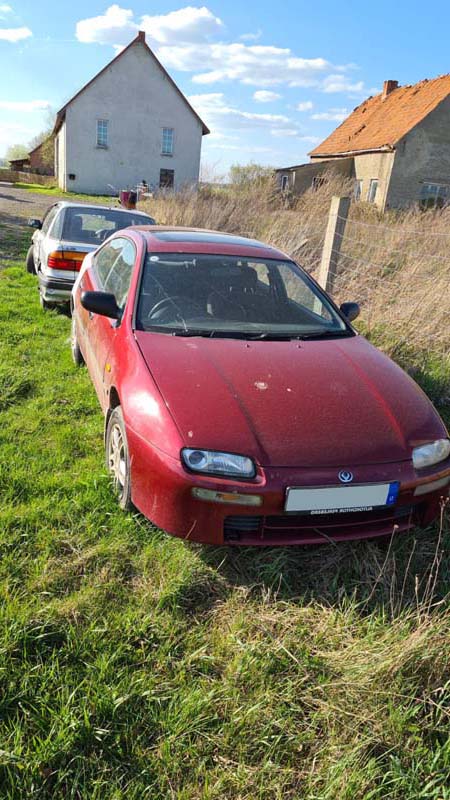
[160,168,174,188]
[161,128,174,155]
[420,182,450,209]
[368,179,378,203]
[354,179,363,201]
[96,119,108,148]
[312,175,326,191]
[280,174,289,191]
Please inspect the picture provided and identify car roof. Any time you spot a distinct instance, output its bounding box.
[54,201,153,217]
[129,226,289,260]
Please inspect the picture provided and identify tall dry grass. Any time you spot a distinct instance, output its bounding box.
[142,176,450,357]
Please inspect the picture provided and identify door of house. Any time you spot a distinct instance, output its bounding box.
[159,169,174,189]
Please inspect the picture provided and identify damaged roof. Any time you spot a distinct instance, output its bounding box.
[309,75,450,157]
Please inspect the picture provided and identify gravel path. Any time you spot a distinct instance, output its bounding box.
[0,183,118,265]
[0,182,112,221]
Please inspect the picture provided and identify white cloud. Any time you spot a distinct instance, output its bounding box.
[0,26,32,42]
[311,107,349,121]
[253,90,281,103]
[140,6,223,44]
[240,29,262,42]
[297,101,313,111]
[184,44,331,87]
[271,128,301,137]
[0,4,12,13]
[76,4,137,45]
[322,74,365,94]
[188,92,297,135]
[0,99,51,111]
[76,4,223,47]
[211,143,275,153]
[75,6,369,95]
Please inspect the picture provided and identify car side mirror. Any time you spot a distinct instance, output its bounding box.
[28,218,42,229]
[81,291,121,320]
[340,301,360,322]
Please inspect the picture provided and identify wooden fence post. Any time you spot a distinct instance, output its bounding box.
[317,195,351,294]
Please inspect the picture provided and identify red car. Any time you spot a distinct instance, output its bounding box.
[71,227,450,545]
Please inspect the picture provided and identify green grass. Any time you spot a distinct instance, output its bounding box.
[0,222,450,799]
[13,182,116,204]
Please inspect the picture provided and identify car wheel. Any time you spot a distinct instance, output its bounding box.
[71,316,84,366]
[26,246,36,275]
[105,406,132,510]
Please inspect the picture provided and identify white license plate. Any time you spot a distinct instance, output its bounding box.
[285,483,399,514]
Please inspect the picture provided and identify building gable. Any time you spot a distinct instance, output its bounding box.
[54,32,209,136]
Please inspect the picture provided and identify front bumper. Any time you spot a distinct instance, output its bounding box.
[127,427,450,545]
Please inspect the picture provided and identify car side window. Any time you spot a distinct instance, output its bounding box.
[94,238,136,309]
[41,205,59,235]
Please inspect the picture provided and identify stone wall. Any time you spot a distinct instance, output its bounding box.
[387,96,450,208]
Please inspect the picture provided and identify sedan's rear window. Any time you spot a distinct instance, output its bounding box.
[61,207,154,245]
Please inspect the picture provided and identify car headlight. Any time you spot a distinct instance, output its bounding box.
[412,439,450,469]
[181,448,256,478]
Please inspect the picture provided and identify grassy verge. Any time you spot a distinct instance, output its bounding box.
[0,222,450,799]
[13,182,116,204]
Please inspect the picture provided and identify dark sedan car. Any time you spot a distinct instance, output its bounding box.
[71,226,450,545]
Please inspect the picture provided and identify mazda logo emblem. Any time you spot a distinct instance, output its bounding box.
[338,470,353,484]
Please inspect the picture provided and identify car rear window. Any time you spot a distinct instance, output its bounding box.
[61,207,154,245]
[150,231,264,247]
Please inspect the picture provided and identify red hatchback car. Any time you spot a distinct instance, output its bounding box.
[71,227,450,546]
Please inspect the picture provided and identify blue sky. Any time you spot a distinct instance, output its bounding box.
[2,1,450,176]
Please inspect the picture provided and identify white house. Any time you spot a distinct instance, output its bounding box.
[53,31,209,195]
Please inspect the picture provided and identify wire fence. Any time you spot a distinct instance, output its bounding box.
[297,200,450,355]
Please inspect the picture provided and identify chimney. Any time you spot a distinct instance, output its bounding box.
[382,80,398,100]
[137,30,146,42]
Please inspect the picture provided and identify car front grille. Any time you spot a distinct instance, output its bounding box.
[224,504,421,545]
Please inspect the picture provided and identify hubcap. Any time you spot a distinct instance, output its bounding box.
[108,423,127,496]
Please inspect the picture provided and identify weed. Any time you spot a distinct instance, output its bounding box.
[0,212,449,799]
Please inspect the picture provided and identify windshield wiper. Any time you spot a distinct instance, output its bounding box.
[170,328,215,337]
[297,330,354,340]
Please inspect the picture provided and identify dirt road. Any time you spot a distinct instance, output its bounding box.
[0,183,115,265]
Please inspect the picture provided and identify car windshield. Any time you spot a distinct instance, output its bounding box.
[60,207,153,245]
[135,253,351,339]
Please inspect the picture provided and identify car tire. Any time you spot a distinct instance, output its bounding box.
[26,246,36,275]
[71,316,84,366]
[105,406,132,510]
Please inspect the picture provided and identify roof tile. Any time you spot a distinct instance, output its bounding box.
[309,75,450,156]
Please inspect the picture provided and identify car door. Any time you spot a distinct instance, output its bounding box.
[85,237,137,408]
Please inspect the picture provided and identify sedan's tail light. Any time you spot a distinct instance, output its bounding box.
[47,250,86,271]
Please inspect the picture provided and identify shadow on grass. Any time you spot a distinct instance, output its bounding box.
[196,508,450,616]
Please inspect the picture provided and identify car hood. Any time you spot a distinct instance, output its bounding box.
[135,332,447,467]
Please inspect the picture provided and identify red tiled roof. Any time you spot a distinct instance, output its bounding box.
[309,75,450,157]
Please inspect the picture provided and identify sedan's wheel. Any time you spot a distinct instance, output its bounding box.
[71,316,84,366]
[106,407,132,510]
[26,246,36,275]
